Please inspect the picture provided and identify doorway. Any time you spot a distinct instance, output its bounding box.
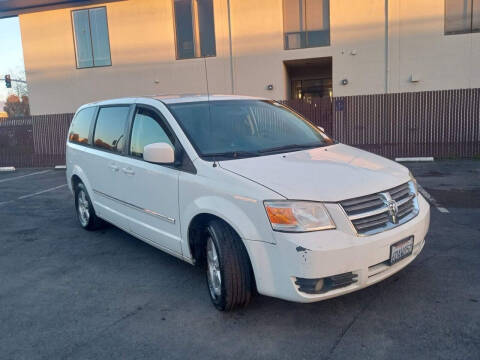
[284,57,332,102]
[283,57,333,133]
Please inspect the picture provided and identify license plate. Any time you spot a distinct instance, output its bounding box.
[390,236,414,265]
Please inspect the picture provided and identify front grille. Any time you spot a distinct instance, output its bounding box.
[341,182,419,236]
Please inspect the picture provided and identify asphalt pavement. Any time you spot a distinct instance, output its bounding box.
[0,161,479,360]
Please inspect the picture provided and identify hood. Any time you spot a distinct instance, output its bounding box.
[219,144,410,202]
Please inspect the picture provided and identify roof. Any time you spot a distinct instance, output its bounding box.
[153,94,267,104]
[76,94,269,112]
[0,0,123,18]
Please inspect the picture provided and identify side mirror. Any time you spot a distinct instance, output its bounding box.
[317,126,325,133]
[143,142,175,164]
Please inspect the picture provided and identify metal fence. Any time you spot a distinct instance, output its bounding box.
[281,97,333,134]
[0,89,479,168]
[0,114,73,167]
[333,88,480,159]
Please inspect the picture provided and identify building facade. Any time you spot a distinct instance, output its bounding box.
[3,0,480,115]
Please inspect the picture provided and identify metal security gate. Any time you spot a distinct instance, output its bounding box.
[0,119,34,168]
[0,114,73,167]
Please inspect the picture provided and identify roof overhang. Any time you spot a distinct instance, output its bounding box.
[0,0,124,18]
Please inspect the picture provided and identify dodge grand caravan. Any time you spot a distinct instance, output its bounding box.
[66,95,430,311]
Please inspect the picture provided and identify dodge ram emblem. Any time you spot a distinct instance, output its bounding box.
[380,192,399,224]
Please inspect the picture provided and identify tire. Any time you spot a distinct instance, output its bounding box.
[74,182,103,230]
[205,219,252,311]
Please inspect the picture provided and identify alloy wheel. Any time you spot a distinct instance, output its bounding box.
[207,237,222,299]
[77,189,90,227]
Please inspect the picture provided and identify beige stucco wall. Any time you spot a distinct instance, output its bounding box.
[387,0,480,93]
[20,0,233,114]
[229,0,387,98]
[19,0,480,115]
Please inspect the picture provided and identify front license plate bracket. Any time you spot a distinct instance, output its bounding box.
[390,236,414,265]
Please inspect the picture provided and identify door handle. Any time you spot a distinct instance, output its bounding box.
[122,167,135,175]
[108,164,119,172]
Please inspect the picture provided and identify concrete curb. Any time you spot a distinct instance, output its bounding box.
[0,167,16,172]
[54,165,66,169]
[395,157,434,162]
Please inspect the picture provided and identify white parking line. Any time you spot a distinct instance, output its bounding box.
[418,184,450,214]
[0,170,52,184]
[17,184,67,200]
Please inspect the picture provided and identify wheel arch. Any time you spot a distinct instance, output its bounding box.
[69,165,95,205]
[182,194,274,262]
[186,212,257,292]
[187,212,243,265]
[71,174,82,191]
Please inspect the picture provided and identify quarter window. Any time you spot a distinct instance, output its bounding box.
[93,106,130,153]
[173,0,216,59]
[72,7,112,68]
[445,0,480,34]
[130,108,174,159]
[283,0,330,49]
[69,107,96,144]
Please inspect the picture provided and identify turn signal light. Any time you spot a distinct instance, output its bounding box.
[265,206,298,226]
[264,201,335,232]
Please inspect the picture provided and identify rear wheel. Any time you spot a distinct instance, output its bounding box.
[75,182,103,230]
[205,219,252,311]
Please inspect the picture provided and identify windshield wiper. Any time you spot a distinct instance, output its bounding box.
[202,150,260,159]
[258,143,321,154]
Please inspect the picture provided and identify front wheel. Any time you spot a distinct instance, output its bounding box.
[205,219,253,311]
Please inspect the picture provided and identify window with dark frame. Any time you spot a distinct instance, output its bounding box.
[173,0,216,59]
[130,108,174,159]
[93,106,130,153]
[445,0,480,34]
[72,7,112,68]
[283,0,330,50]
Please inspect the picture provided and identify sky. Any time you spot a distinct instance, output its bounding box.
[0,16,26,102]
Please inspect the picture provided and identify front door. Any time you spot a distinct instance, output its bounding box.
[115,106,182,255]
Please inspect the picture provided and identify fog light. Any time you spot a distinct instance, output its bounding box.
[295,272,358,295]
[295,278,324,294]
[314,278,324,292]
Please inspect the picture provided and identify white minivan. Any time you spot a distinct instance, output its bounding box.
[67,95,430,311]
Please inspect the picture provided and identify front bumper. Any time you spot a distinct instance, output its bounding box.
[244,194,430,303]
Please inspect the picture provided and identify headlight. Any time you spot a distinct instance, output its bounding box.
[264,201,336,232]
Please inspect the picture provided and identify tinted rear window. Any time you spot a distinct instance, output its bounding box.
[69,107,96,144]
[93,106,130,153]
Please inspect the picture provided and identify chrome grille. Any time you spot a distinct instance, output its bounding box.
[341,182,419,236]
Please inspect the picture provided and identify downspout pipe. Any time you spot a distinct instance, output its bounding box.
[385,0,389,93]
[227,0,235,94]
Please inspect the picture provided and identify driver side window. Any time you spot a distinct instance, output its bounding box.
[130,107,174,159]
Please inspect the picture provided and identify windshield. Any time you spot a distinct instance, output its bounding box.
[167,100,334,160]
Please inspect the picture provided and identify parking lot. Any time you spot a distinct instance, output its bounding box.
[0,161,479,360]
